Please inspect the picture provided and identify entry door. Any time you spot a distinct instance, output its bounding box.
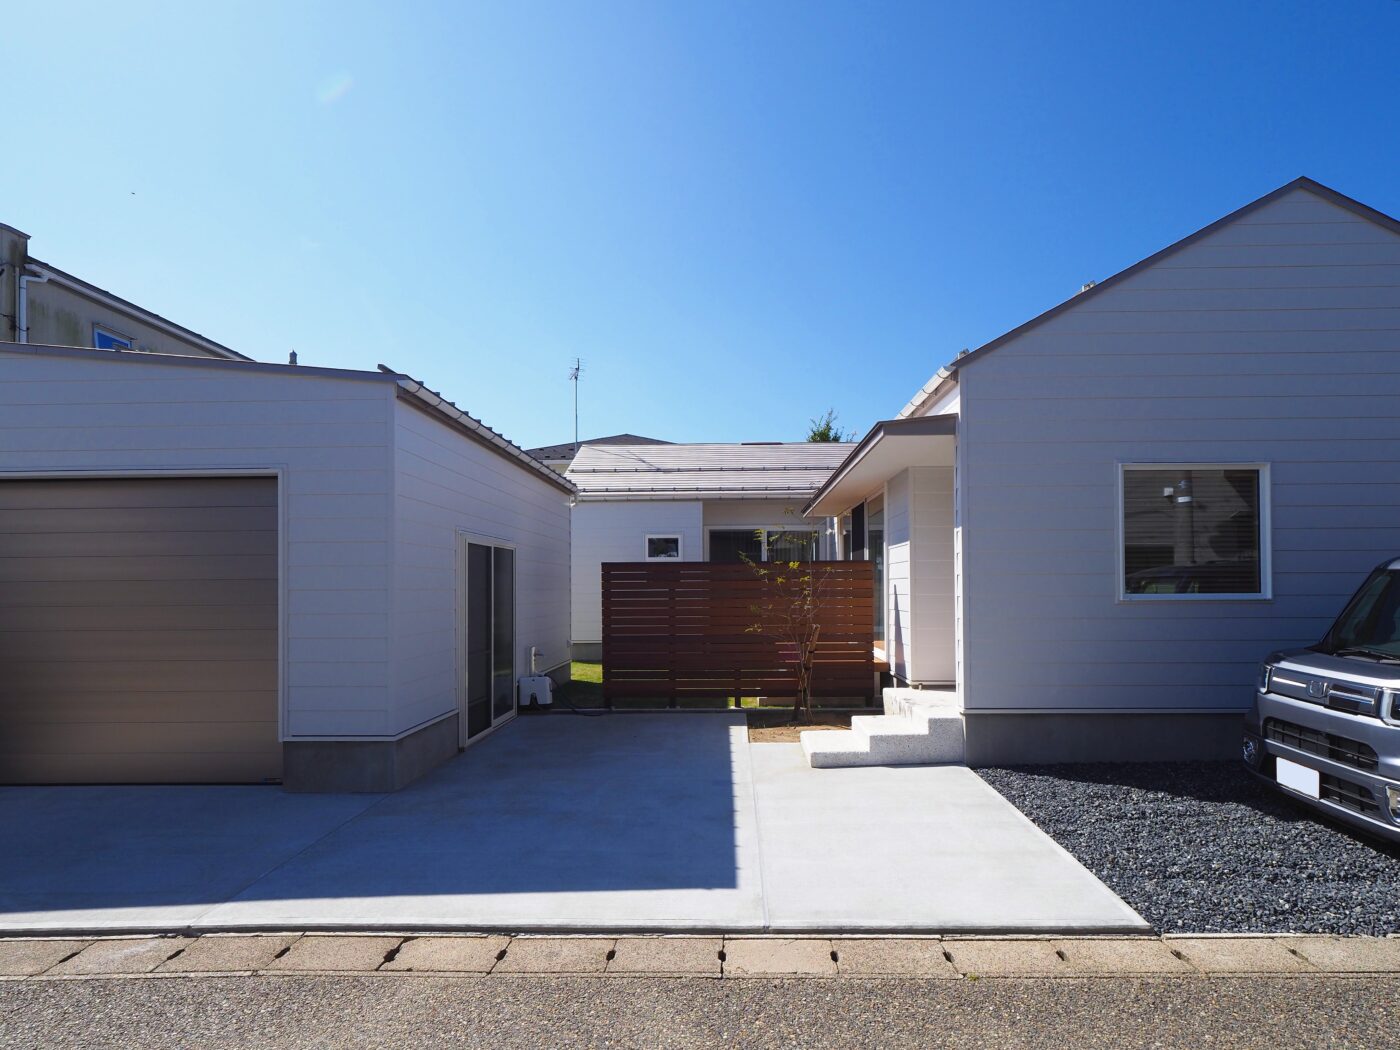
[462,541,516,744]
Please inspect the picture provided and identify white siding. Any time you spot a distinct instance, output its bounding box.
[908,466,955,684]
[885,472,912,680]
[391,400,572,733]
[959,187,1400,713]
[0,349,397,738]
[570,500,704,645]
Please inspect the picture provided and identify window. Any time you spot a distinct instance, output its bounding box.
[1120,465,1268,599]
[708,528,818,564]
[646,535,682,560]
[93,325,134,351]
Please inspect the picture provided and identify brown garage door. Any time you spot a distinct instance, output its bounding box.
[0,477,280,784]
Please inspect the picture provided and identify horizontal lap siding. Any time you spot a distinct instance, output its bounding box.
[571,501,704,645]
[392,402,571,734]
[885,471,913,681]
[960,189,1400,714]
[0,350,397,739]
[909,466,955,684]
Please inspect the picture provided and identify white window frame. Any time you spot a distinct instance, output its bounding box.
[704,525,821,563]
[644,534,683,561]
[1116,462,1272,602]
[92,324,135,351]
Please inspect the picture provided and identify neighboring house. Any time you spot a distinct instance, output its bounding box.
[527,433,672,474]
[0,222,247,360]
[805,176,1400,763]
[568,442,854,660]
[0,341,572,792]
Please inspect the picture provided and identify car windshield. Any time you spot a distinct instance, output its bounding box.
[1320,569,1400,658]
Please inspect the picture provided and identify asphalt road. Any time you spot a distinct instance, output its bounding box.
[2,975,1396,1049]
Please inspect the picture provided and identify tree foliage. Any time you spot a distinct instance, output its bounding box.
[806,408,852,442]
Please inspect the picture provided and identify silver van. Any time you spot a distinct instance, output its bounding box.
[1244,559,1400,843]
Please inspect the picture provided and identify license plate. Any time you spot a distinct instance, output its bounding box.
[1276,756,1321,799]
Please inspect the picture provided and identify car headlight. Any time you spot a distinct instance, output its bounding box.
[1257,664,1274,693]
[1382,690,1400,727]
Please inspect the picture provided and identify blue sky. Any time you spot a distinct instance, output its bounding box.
[9,1,1399,449]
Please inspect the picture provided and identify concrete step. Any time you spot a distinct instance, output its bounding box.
[800,693,965,769]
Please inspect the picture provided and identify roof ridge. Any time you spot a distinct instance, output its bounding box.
[899,175,1400,416]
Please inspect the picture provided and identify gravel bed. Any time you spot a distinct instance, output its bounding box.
[977,761,1400,935]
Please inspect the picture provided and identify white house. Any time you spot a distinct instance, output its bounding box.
[567,442,854,660]
[0,342,572,791]
[805,177,1400,763]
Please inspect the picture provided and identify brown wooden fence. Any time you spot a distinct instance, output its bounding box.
[601,561,875,705]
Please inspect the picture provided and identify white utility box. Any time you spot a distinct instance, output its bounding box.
[518,675,554,707]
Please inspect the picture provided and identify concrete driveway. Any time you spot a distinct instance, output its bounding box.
[0,714,1145,934]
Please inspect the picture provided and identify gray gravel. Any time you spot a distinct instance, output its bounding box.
[3,974,1399,1050]
[977,762,1400,935]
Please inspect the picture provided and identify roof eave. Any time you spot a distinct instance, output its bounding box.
[803,414,957,517]
[388,370,575,495]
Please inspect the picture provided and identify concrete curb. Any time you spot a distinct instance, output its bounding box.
[3,933,1399,981]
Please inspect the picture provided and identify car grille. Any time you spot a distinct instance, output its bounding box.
[1264,718,1379,772]
[1320,774,1381,815]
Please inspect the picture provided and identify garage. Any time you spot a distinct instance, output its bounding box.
[0,476,280,784]
[1,343,574,792]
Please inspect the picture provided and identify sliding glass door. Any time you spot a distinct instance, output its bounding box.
[461,539,516,745]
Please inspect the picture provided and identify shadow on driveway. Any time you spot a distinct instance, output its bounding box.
[0,715,744,929]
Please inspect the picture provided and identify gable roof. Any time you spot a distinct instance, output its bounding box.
[24,258,251,362]
[568,442,855,501]
[527,433,672,461]
[900,176,1400,418]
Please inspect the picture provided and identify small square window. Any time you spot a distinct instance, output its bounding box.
[646,535,681,560]
[1121,465,1269,599]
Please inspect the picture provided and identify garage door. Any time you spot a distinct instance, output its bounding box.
[0,477,280,784]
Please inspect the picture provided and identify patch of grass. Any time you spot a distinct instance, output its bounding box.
[555,661,604,707]
[570,660,602,685]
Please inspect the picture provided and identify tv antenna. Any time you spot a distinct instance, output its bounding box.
[569,358,583,447]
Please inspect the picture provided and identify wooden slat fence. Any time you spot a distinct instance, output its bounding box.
[601,561,875,705]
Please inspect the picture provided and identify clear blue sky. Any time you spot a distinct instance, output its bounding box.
[9,2,1398,449]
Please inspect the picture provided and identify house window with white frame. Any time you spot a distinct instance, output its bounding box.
[1120,465,1268,599]
[645,535,682,560]
[707,528,818,564]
